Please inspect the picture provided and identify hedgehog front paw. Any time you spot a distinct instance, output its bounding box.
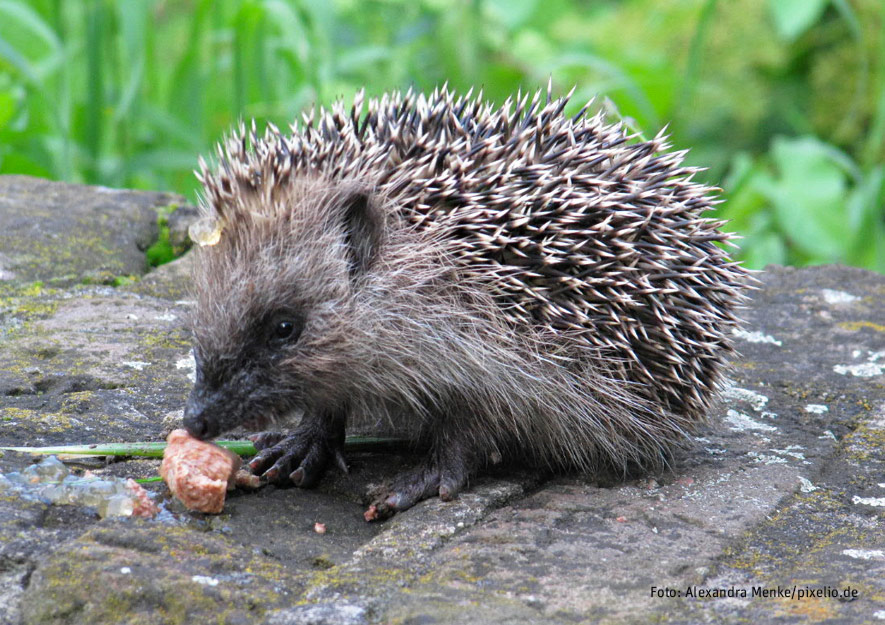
[364,455,471,521]
[247,422,347,488]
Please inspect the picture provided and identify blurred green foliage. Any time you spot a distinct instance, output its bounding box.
[0,0,882,270]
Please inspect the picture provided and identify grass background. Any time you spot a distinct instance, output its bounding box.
[0,0,883,271]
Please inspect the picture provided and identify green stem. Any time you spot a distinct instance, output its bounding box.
[0,436,408,458]
[676,0,718,124]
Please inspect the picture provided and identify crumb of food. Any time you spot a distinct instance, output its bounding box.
[314,522,326,534]
[363,505,379,522]
[160,429,241,514]
[126,478,160,518]
[234,469,262,489]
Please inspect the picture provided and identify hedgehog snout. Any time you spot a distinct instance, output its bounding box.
[183,386,223,440]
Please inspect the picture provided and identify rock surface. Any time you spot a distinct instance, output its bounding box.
[0,175,181,286]
[0,175,883,625]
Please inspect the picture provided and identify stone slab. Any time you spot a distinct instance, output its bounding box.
[0,175,882,625]
[0,175,182,286]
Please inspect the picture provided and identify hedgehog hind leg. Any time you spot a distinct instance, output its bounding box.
[366,432,477,520]
[246,409,348,487]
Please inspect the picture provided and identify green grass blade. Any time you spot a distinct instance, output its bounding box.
[83,1,105,183]
[862,0,885,168]
[676,0,718,121]
[0,33,39,83]
[0,436,409,458]
[134,476,164,484]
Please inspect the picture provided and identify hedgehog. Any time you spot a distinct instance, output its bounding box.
[183,84,750,518]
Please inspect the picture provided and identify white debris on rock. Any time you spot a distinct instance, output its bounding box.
[834,351,885,378]
[852,495,885,507]
[732,328,782,347]
[770,446,805,460]
[748,451,788,465]
[798,477,818,493]
[725,409,778,432]
[722,384,770,412]
[176,352,197,383]
[842,549,885,561]
[821,289,859,305]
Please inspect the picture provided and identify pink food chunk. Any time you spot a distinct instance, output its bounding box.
[160,429,241,513]
[126,479,160,518]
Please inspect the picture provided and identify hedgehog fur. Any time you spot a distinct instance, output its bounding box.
[185,84,750,516]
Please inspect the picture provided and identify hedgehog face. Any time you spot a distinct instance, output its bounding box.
[184,183,385,439]
[184,306,308,439]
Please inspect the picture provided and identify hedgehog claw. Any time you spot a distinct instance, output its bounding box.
[334,449,349,474]
[248,431,287,449]
[246,415,346,488]
[365,453,472,521]
[290,466,305,486]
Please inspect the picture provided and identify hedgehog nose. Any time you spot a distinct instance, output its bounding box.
[183,409,209,439]
[183,394,212,440]
[184,412,209,439]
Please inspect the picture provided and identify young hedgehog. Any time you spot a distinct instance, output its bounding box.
[183,85,750,519]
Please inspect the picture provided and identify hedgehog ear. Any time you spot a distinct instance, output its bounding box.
[339,187,384,279]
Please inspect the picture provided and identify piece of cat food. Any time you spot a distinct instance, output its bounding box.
[234,469,261,489]
[160,429,242,513]
[363,505,380,522]
[126,479,161,518]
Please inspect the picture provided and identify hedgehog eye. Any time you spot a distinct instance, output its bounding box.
[269,317,302,345]
[275,321,295,338]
